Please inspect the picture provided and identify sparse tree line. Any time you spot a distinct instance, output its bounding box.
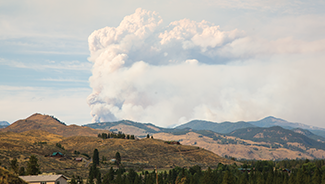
[98,131,135,140]
[8,155,40,176]
[81,149,325,184]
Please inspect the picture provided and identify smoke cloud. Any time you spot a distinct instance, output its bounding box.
[87,8,325,127]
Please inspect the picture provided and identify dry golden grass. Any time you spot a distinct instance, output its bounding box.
[0,129,237,179]
[153,132,324,160]
[0,167,28,184]
[60,136,237,168]
[1,113,104,137]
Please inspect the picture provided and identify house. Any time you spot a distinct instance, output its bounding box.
[20,174,68,184]
[238,168,252,173]
[50,152,64,158]
[75,157,83,162]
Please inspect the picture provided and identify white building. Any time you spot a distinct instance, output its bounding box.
[19,174,68,184]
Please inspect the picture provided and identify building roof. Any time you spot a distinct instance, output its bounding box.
[20,174,68,182]
[51,152,63,156]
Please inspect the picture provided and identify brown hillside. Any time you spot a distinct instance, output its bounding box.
[153,132,325,160]
[60,137,238,168]
[0,130,237,178]
[1,113,104,137]
[0,167,28,184]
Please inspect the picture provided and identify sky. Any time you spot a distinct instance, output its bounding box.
[1,0,325,128]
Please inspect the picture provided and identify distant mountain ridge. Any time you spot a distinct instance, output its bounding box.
[175,120,257,134]
[248,116,325,131]
[173,116,325,139]
[0,121,10,128]
[229,126,325,150]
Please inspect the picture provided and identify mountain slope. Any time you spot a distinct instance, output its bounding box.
[0,121,10,129]
[292,128,325,142]
[229,126,325,150]
[0,130,237,178]
[153,131,325,160]
[84,120,171,137]
[249,116,325,131]
[175,120,256,134]
[0,167,28,184]
[1,113,103,137]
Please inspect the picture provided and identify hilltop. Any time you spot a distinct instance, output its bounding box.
[1,113,103,137]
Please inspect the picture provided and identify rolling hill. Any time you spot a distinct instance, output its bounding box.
[228,126,325,150]
[153,129,325,160]
[84,120,169,137]
[175,120,256,134]
[0,130,237,178]
[1,113,103,137]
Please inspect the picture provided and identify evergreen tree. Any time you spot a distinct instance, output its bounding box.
[19,166,26,176]
[70,175,77,184]
[115,152,121,166]
[147,134,150,138]
[239,171,248,184]
[10,158,19,174]
[201,167,213,184]
[116,170,122,184]
[313,167,321,184]
[322,172,325,184]
[288,174,295,184]
[96,171,102,184]
[127,169,137,183]
[222,170,234,184]
[93,149,100,166]
[108,167,115,181]
[296,169,303,184]
[26,155,40,175]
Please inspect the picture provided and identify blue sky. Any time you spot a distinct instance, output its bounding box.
[1,0,325,127]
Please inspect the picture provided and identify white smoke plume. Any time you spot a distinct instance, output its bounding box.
[87,8,325,127]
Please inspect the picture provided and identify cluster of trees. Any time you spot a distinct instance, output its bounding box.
[86,149,122,184]
[55,143,65,150]
[9,155,40,176]
[98,132,135,140]
[81,158,325,184]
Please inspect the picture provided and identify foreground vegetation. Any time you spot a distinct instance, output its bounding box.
[81,158,325,184]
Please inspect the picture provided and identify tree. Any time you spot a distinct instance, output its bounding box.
[313,167,321,184]
[26,155,40,175]
[10,158,19,174]
[70,175,77,184]
[222,170,234,184]
[115,152,121,166]
[147,134,150,138]
[93,149,99,166]
[19,167,26,176]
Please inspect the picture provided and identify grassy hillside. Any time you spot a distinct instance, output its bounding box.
[175,120,256,134]
[0,167,28,184]
[0,129,236,178]
[154,131,325,160]
[229,126,325,150]
[84,120,171,137]
[1,113,103,137]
